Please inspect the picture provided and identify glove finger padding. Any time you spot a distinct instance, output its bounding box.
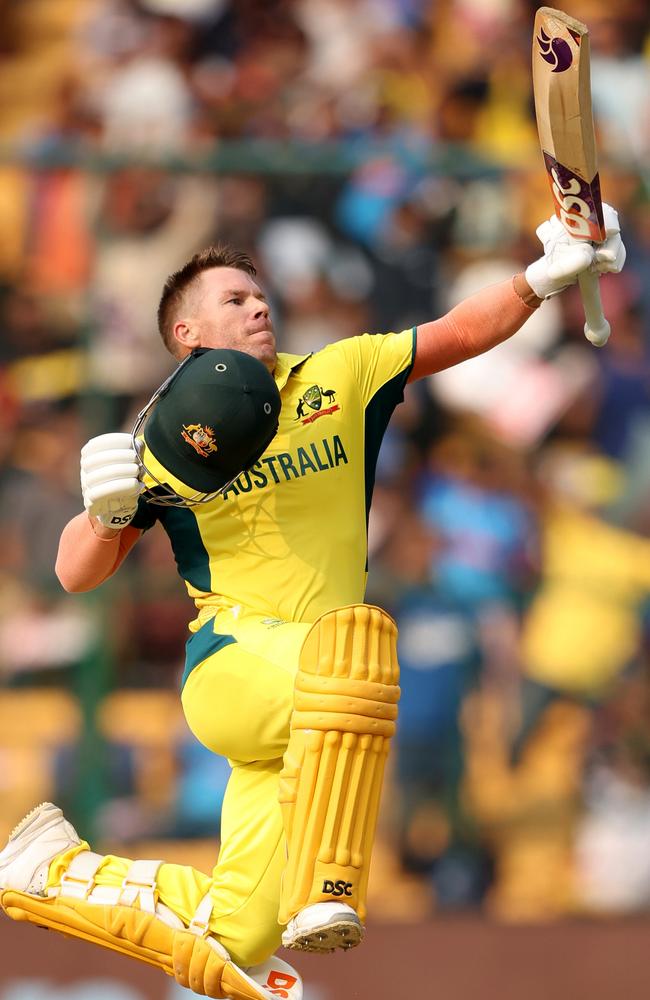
[535,216,559,248]
[594,237,626,274]
[82,464,142,490]
[546,242,595,282]
[83,477,142,507]
[81,432,135,457]
[602,203,621,236]
[526,211,596,299]
[592,203,626,274]
[82,449,140,473]
[80,433,143,528]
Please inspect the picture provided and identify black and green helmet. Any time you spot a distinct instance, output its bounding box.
[132,348,281,506]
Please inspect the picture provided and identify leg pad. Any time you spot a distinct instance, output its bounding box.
[1,889,271,1000]
[279,604,399,924]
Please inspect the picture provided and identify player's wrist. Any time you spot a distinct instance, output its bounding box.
[513,272,544,309]
[524,257,561,300]
[88,514,124,539]
[523,253,580,300]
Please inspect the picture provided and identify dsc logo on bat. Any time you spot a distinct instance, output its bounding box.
[545,156,604,243]
[551,166,592,238]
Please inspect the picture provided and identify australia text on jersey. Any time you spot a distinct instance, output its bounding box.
[220,434,348,500]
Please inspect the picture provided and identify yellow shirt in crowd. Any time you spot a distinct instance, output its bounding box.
[522,502,650,697]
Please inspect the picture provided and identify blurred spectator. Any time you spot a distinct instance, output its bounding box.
[521,445,650,700]
[462,681,591,921]
[576,744,650,913]
[589,8,650,164]
[88,168,221,395]
[370,508,487,907]
[575,668,650,913]
[98,17,195,154]
[558,273,650,468]
[0,406,97,681]
[463,441,650,920]
[416,427,538,612]
[0,406,85,591]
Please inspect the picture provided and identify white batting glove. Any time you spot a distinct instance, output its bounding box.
[592,203,626,275]
[80,432,143,529]
[525,213,596,299]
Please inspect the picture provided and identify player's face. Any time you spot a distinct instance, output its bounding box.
[176,267,277,371]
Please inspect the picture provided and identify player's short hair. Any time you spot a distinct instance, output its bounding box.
[157,245,257,356]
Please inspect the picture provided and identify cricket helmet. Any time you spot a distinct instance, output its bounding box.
[132,348,281,506]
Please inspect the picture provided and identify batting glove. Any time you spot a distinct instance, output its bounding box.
[525,213,596,299]
[592,203,626,275]
[80,432,143,529]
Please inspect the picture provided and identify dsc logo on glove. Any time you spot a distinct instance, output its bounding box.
[322,879,353,897]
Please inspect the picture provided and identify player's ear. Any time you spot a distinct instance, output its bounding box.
[173,319,200,351]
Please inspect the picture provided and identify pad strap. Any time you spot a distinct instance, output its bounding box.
[49,851,104,900]
[120,859,163,913]
[49,853,163,915]
[189,892,217,939]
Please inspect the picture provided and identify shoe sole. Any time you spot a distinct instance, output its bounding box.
[8,803,57,842]
[283,915,363,954]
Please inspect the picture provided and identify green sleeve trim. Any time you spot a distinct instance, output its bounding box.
[181,617,237,690]
[130,496,159,531]
[363,328,416,529]
[158,506,212,592]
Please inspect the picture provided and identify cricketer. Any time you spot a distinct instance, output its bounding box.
[0,208,625,1000]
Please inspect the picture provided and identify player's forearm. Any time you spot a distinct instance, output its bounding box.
[409,275,542,381]
[56,512,140,592]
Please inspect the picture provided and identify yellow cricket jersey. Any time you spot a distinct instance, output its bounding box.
[132,329,416,628]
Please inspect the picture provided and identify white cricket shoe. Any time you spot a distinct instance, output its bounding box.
[281,901,363,953]
[0,802,81,896]
[246,955,303,999]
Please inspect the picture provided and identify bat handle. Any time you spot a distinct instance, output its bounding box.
[578,269,610,347]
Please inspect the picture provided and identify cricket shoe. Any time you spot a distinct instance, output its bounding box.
[0,802,80,896]
[281,901,363,953]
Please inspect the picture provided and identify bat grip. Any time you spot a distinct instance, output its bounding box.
[578,269,610,347]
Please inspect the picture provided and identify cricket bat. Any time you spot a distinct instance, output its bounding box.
[532,6,610,347]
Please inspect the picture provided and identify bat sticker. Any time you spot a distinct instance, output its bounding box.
[543,152,605,240]
[536,27,573,72]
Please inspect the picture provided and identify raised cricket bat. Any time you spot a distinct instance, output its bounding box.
[532,7,610,347]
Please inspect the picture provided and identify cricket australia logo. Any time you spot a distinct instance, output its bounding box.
[181,423,218,457]
[295,385,340,425]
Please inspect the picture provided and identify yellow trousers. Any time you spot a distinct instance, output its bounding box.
[48,608,310,968]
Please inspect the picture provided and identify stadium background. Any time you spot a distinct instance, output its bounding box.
[1,0,650,996]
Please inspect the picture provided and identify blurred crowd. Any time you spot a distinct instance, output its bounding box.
[1,0,650,925]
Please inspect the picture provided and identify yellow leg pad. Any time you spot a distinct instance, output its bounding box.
[0,890,266,1000]
[278,604,399,925]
